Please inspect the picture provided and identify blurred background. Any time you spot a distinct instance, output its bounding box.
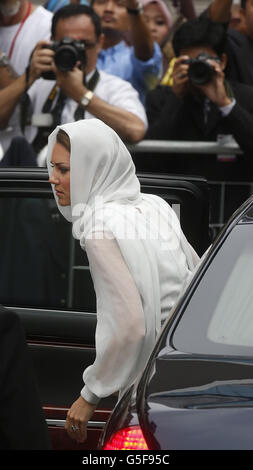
[32,1,214,16]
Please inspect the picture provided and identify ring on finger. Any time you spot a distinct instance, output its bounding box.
[71,424,79,432]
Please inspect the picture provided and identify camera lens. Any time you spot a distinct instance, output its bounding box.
[188,61,214,85]
[41,38,86,79]
[54,45,78,72]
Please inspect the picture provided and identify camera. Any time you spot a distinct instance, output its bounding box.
[183,53,220,85]
[42,37,86,80]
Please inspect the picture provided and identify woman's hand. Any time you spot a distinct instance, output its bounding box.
[65,395,97,443]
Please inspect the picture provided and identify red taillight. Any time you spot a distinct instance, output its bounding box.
[103,426,149,450]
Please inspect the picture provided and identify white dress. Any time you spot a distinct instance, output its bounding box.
[80,194,198,404]
[47,119,200,405]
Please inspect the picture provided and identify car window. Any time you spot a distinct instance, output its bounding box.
[0,196,96,312]
[172,224,253,356]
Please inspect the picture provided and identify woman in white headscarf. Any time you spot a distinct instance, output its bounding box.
[47,118,199,443]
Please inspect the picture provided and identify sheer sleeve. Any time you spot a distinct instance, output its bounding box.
[80,232,146,405]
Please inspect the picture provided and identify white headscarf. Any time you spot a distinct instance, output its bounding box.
[47,119,199,401]
[47,119,142,225]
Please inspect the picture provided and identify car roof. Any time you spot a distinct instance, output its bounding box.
[237,199,253,225]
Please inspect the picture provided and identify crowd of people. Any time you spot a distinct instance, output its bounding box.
[1,0,253,449]
[0,0,252,179]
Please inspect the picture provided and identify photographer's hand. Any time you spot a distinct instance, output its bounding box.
[56,65,86,102]
[172,56,190,97]
[196,59,232,107]
[29,40,55,85]
[55,64,146,143]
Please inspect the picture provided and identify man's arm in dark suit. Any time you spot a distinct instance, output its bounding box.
[0,307,50,449]
[224,84,253,157]
[145,86,184,140]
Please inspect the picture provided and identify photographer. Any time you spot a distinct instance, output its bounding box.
[145,16,253,180]
[1,4,147,159]
[0,0,52,153]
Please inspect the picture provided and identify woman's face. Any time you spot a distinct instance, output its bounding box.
[143,3,169,46]
[49,142,71,206]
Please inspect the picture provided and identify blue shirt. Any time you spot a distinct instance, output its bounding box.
[45,0,89,12]
[97,41,162,104]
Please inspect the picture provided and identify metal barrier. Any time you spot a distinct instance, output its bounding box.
[127,140,243,155]
[127,140,252,241]
[66,141,252,309]
[65,141,253,309]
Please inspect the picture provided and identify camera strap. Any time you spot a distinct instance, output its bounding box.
[31,86,66,154]
[224,80,235,100]
[30,69,100,154]
[74,69,100,121]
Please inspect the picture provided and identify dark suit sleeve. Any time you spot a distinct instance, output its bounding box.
[0,307,51,449]
[145,86,184,140]
[223,84,253,157]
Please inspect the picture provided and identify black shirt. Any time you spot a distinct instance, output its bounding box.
[225,28,253,85]
[145,81,253,180]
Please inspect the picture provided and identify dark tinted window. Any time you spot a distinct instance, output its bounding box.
[0,196,96,311]
[173,225,253,356]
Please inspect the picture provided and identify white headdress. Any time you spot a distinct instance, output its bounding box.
[47,119,142,226]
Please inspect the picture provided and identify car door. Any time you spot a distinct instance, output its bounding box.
[0,168,209,450]
[0,168,116,450]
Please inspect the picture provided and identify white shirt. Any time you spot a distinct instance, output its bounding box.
[81,221,196,404]
[25,69,148,145]
[0,6,52,154]
[0,6,52,74]
[80,200,197,405]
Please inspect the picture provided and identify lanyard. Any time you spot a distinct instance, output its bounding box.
[74,69,100,120]
[8,1,32,59]
[42,69,100,116]
[31,70,100,154]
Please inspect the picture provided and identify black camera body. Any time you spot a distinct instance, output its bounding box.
[183,53,220,85]
[42,37,86,80]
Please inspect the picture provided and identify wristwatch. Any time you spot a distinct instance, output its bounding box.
[127,3,143,15]
[0,52,10,67]
[80,90,94,108]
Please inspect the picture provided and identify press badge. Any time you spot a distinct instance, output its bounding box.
[217,134,237,162]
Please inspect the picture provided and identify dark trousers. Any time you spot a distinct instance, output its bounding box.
[0,306,51,449]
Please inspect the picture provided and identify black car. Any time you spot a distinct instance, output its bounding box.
[100,195,253,450]
[0,167,209,450]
